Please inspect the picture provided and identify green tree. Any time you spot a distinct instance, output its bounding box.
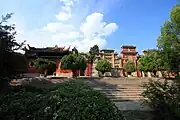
[61,54,87,76]
[157,5,180,76]
[61,54,77,70]
[76,55,87,75]
[72,47,78,55]
[0,13,25,78]
[123,60,136,75]
[89,45,99,54]
[95,59,112,75]
[34,58,56,76]
[87,45,100,63]
[138,49,164,73]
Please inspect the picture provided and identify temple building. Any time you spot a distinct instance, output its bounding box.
[23,44,93,77]
[24,44,70,74]
[119,45,140,76]
[92,45,140,77]
[23,44,142,77]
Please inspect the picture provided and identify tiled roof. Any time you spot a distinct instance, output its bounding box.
[121,45,136,48]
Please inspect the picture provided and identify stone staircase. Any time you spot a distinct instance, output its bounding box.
[89,79,149,111]
[94,85,145,102]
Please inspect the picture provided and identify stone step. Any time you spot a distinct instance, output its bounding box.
[103,93,142,96]
[94,88,145,91]
[106,95,143,98]
[114,101,150,111]
[118,86,144,89]
[101,91,142,95]
[110,98,144,102]
[97,90,144,93]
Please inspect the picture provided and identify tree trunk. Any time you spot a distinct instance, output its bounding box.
[79,69,80,76]
[44,69,47,77]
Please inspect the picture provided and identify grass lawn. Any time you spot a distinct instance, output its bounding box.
[0,79,125,120]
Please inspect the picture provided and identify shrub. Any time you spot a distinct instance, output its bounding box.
[142,79,180,120]
[0,79,124,120]
[123,60,136,75]
[34,58,56,75]
[95,59,112,75]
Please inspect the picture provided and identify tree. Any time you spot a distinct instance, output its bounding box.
[72,47,78,55]
[87,45,100,63]
[123,60,136,75]
[61,54,77,70]
[61,54,87,76]
[95,59,112,75]
[76,55,87,71]
[138,49,164,73]
[0,13,25,78]
[34,58,56,76]
[89,45,99,54]
[157,5,180,76]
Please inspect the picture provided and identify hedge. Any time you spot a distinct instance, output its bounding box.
[0,79,124,120]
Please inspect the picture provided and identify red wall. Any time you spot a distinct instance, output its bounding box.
[27,59,92,76]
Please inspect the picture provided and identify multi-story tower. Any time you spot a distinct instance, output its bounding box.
[120,45,138,67]
[120,45,138,76]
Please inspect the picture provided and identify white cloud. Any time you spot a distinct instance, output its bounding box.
[52,31,80,41]
[56,0,78,21]
[14,0,118,52]
[56,12,71,21]
[80,13,118,39]
[41,22,75,33]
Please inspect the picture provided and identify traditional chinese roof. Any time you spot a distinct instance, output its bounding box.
[121,51,138,54]
[121,45,136,48]
[100,49,115,52]
[24,44,70,59]
[25,44,70,52]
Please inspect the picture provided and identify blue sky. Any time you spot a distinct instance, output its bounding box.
[0,0,178,54]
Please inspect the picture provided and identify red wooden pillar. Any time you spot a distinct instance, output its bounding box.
[56,60,60,73]
[137,71,142,77]
[85,63,92,76]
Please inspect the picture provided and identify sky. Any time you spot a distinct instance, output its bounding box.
[0,0,178,54]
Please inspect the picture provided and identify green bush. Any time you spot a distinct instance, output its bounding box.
[95,59,112,75]
[142,79,180,120]
[123,60,136,75]
[0,80,124,120]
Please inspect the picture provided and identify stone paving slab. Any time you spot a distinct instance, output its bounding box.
[114,101,150,111]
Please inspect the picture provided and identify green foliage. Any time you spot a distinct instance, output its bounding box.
[142,79,180,120]
[123,60,136,74]
[87,45,99,63]
[0,13,25,78]
[34,58,56,75]
[76,55,87,71]
[86,53,95,63]
[72,47,78,55]
[0,80,124,120]
[95,59,112,74]
[61,54,77,69]
[157,5,180,73]
[61,54,87,71]
[138,50,164,72]
[89,45,99,54]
